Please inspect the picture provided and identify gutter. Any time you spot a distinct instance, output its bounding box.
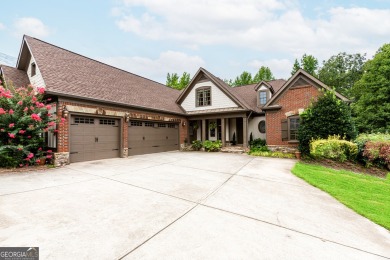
[47,90,186,117]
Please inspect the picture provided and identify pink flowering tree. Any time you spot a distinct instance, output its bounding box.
[0,79,57,167]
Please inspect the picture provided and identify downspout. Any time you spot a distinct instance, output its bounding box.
[246,111,253,146]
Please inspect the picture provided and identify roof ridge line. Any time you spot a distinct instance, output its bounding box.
[24,35,177,91]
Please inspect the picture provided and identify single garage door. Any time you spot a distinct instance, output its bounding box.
[70,116,120,163]
[128,121,179,156]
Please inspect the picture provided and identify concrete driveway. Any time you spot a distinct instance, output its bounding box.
[0,152,389,259]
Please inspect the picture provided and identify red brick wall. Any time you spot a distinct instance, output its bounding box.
[56,100,187,153]
[266,85,320,147]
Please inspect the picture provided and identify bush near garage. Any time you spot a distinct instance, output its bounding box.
[310,135,358,162]
[191,140,203,151]
[0,79,59,168]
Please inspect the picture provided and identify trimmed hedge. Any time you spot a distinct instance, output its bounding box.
[310,135,357,162]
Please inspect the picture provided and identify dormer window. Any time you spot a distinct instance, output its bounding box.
[31,63,36,77]
[259,90,268,105]
[196,87,211,107]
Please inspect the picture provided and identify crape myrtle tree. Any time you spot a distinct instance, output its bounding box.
[0,79,62,167]
[298,90,357,155]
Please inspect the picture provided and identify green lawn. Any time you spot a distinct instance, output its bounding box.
[291,162,390,230]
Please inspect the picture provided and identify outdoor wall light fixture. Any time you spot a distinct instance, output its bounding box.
[182,121,186,127]
[62,106,69,118]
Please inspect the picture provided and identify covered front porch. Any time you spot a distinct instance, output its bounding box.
[188,114,249,148]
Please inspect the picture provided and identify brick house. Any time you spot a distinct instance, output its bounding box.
[0,35,349,164]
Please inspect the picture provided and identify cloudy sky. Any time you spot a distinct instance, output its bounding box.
[0,0,389,83]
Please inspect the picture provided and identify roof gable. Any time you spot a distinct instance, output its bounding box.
[0,65,30,87]
[263,69,350,108]
[254,81,273,93]
[19,35,184,115]
[176,67,249,110]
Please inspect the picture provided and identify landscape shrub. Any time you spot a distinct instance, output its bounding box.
[249,138,266,149]
[0,80,59,168]
[203,140,222,152]
[310,135,358,162]
[191,140,203,151]
[298,90,356,155]
[250,146,269,152]
[354,133,390,168]
[363,141,390,168]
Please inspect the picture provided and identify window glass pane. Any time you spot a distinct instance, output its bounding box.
[289,117,300,140]
[205,89,211,105]
[259,91,267,105]
[196,88,211,107]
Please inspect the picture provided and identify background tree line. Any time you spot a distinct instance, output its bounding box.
[166,43,390,133]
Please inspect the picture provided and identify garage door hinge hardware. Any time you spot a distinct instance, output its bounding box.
[152,145,159,147]
[112,149,119,151]
[70,152,78,154]
[113,126,119,127]
[95,137,99,142]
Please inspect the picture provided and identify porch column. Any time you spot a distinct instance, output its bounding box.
[202,119,206,141]
[221,118,225,147]
[243,116,248,148]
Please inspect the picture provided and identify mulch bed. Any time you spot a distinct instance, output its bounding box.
[0,165,53,174]
[303,158,389,178]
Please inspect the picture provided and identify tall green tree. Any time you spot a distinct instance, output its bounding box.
[226,66,276,86]
[352,43,390,133]
[253,66,275,82]
[291,54,319,76]
[166,72,190,90]
[318,52,366,98]
[298,90,356,155]
[291,59,301,75]
[232,71,253,86]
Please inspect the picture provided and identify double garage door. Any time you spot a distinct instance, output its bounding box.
[70,116,179,163]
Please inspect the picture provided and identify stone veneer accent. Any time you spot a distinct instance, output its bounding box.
[54,152,69,167]
[267,145,298,153]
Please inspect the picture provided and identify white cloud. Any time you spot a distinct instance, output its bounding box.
[98,51,205,83]
[0,23,5,30]
[14,17,50,38]
[114,1,390,60]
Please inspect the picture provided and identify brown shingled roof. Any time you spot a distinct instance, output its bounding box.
[23,36,183,114]
[267,79,286,93]
[230,79,287,113]
[0,64,30,87]
[230,84,261,112]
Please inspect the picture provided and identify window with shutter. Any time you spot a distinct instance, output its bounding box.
[281,119,288,141]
